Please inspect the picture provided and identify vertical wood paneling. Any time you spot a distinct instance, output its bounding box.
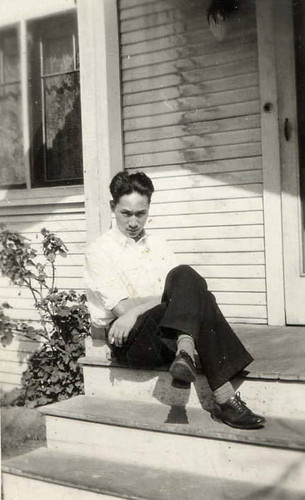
[119,0,266,324]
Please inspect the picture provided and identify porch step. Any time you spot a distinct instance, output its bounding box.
[40,395,305,452]
[79,356,305,421]
[4,447,304,500]
[38,395,305,495]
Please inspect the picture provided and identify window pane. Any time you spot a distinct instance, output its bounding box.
[44,72,82,181]
[29,12,83,187]
[0,28,25,188]
[3,33,19,83]
[43,35,74,75]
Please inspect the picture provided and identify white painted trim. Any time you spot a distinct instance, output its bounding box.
[19,21,31,190]
[274,2,305,324]
[256,0,285,325]
[78,0,123,243]
[0,0,76,27]
[0,185,84,205]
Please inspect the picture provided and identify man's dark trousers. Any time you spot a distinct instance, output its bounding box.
[110,265,253,391]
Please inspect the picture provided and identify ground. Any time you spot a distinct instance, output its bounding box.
[1,390,46,460]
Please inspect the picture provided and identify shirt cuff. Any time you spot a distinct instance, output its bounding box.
[103,291,129,311]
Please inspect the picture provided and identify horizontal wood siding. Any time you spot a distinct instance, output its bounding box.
[0,198,86,389]
[119,0,266,324]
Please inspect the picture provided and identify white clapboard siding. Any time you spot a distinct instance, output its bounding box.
[205,278,265,292]
[1,359,30,376]
[148,211,263,228]
[123,60,259,94]
[123,88,259,118]
[152,185,263,203]
[140,158,262,177]
[150,198,263,216]
[0,335,43,390]
[0,203,85,217]
[125,129,261,155]
[124,102,260,131]
[1,337,41,353]
[177,252,265,265]
[125,115,261,143]
[213,292,266,306]
[125,144,262,168]
[120,0,265,323]
[169,238,265,253]
[124,75,259,108]
[0,197,86,389]
[122,36,258,69]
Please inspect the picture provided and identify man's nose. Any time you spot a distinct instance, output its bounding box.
[128,216,138,227]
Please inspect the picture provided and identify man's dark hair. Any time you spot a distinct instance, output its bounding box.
[110,171,154,205]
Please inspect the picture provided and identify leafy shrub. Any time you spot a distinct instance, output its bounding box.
[0,225,90,407]
[0,303,16,347]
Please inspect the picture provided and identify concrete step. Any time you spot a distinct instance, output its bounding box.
[39,395,305,494]
[79,355,305,421]
[4,447,304,500]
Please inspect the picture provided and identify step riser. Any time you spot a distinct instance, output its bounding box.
[83,365,305,420]
[2,474,122,500]
[45,415,305,493]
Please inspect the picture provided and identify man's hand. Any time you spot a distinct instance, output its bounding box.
[108,310,138,347]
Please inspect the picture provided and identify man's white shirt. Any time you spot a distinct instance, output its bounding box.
[84,225,178,327]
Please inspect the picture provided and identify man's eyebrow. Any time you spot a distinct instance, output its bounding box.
[120,209,147,214]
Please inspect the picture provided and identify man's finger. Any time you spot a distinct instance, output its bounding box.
[123,328,130,343]
[114,329,124,347]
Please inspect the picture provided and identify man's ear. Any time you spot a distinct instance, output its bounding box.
[110,200,115,211]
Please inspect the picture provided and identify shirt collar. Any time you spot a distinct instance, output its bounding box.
[111,224,148,247]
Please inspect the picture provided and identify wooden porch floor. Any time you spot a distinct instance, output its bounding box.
[234,325,305,381]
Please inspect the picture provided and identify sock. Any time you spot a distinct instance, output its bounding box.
[176,334,195,363]
[213,382,235,405]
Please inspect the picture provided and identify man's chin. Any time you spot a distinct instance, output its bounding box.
[127,229,143,240]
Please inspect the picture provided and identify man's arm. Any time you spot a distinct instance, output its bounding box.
[109,296,161,347]
[112,296,161,317]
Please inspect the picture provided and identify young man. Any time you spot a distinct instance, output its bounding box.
[84,171,265,430]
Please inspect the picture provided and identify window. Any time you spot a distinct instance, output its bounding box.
[0,11,83,190]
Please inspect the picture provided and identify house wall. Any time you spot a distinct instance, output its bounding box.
[0,0,85,391]
[119,0,267,324]
[1,0,286,391]
[0,191,86,391]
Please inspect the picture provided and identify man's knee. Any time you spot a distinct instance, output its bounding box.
[167,265,208,290]
[168,264,191,276]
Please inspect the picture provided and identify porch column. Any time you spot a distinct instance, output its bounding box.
[77,0,123,242]
[256,0,285,325]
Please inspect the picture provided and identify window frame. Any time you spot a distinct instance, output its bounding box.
[0,3,84,203]
[29,11,83,188]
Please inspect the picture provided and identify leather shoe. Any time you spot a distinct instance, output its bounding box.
[169,350,196,384]
[211,392,266,429]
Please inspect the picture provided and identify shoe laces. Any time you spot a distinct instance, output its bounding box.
[229,392,250,414]
[179,350,195,367]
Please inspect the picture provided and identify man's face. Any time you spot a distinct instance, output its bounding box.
[111,192,150,240]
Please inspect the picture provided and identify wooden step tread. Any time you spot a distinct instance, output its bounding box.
[40,395,305,451]
[86,324,305,381]
[3,447,304,500]
[80,350,305,381]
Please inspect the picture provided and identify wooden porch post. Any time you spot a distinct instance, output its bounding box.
[256,0,285,325]
[77,0,123,243]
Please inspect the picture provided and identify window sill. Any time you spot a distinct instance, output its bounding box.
[0,184,85,207]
